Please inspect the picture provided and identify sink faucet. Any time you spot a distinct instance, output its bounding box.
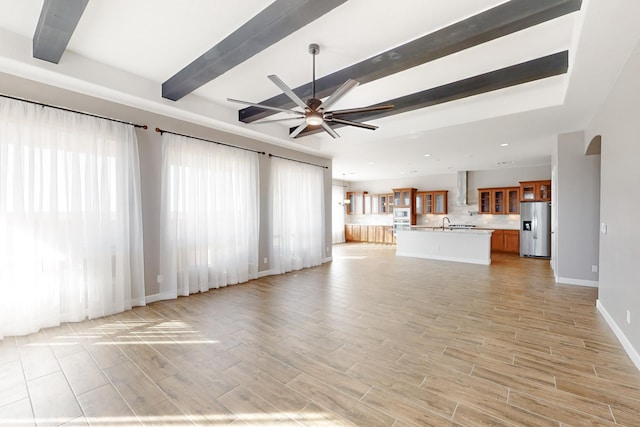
[442,216,450,230]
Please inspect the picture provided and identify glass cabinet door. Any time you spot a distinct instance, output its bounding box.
[415,193,423,215]
[402,190,410,207]
[434,192,446,214]
[493,189,505,214]
[425,193,433,213]
[371,195,379,214]
[537,182,550,200]
[479,190,491,213]
[394,191,401,207]
[521,183,535,201]
[507,188,519,213]
[354,193,363,214]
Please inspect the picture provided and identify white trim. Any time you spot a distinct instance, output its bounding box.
[555,276,599,287]
[258,269,275,278]
[597,300,640,372]
[395,251,491,265]
[145,292,176,304]
[323,256,333,263]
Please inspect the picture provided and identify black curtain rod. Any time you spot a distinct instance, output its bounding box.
[268,153,328,169]
[0,93,148,129]
[155,127,266,155]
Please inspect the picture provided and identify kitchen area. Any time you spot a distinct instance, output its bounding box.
[342,168,552,265]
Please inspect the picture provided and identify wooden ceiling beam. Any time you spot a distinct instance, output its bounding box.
[239,0,581,123]
[162,0,347,101]
[33,0,89,64]
[292,51,569,137]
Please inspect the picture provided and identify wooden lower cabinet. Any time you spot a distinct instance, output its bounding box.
[491,229,520,254]
[345,224,395,244]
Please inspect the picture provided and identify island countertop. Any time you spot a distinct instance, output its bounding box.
[409,226,494,235]
[397,228,493,265]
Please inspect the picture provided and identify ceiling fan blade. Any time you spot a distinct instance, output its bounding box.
[328,104,395,116]
[321,79,359,111]
[227,98,303,115]
[329,117,378,130]
[267,75,308,110]
[289,122,309,138]
[321,122,339,138]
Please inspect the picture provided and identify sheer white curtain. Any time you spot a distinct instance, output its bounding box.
[332,184,346,244]
[0,97,145,339]
[159,133,259,298]
[270,157,325,273]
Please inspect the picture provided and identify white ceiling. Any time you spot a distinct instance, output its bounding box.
[0,0,638,181]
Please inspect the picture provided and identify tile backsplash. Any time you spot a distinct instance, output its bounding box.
[346,203,520,230]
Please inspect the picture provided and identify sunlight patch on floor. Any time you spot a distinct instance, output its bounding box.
[0,411,339,426]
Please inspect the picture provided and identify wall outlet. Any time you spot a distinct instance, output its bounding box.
[157,274,163,284]
[263,257,268,264]
[600,223,607,234]
[592,265,598,273]
[326,246,330,254]
[627,310,631,325]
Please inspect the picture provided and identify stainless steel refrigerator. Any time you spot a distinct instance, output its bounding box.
[520,201,551,258]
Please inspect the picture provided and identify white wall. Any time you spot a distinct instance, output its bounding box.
[587,39,640,368]
[553,131,600,287]
[346,166,550,229]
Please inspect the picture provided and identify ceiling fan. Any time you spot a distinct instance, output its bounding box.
[228,43,394,138]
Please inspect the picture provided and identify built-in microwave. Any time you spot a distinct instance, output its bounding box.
[393,208,410,219]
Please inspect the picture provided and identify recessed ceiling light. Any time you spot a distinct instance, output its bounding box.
[423,154,431,157]
[368,162,375,165]
[500,143,509,147]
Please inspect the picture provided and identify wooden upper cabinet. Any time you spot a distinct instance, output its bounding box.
[520,180,551,202]
[393,188,416,208]
[506,187,520,214]
[414,190,448,214]
[433,191,448,214]
[345,191,367,214]
[379,194,391,214]
[478,187,519,214]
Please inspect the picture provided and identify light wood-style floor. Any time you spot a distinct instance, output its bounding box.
[1,243,640,426]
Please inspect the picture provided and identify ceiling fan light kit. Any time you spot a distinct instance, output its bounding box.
[305,111,323,126]
[229,43,393,139]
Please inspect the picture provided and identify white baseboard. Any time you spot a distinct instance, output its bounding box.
[596,300,640,372]
[556,276,599,287]
[258,269,274,278]
[145,292,176,304]
[323,256,333,263]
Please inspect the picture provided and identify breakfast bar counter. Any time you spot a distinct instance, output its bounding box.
[396,228,494,265]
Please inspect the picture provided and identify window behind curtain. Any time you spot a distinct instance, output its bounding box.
[159,133,259,298]
[0,97,145,339]
[332,184,346,244]
[270,157,325,273]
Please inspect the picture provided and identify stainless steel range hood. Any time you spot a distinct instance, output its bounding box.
[456,171,468,206]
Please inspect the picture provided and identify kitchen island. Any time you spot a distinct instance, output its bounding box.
[396,228,494,265]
